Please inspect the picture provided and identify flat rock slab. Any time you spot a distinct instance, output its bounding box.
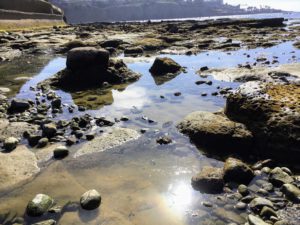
[0,120,38,142]
[0,145,39,191]
[74,128,140,157]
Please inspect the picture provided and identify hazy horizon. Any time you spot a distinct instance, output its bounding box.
[224,0,300,12]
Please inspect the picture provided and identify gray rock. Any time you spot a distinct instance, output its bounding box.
[238,184,250,196]
[260,206,277,219]
[53,146,69,159]
[235,202,247,210]
[191,166,224,194]
[223,157,254,185]
[32,219,56,225]
[249,197,274,212]
[26,194,54,217]
[248,215,270,225]
[281,183,300,203]
[80,189,101,210]
[269,167,293,187]
[3,137,18,151]
[74,128,140,157]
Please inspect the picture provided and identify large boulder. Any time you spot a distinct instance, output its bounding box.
[177,111,253,151]
[66,47,109,71]
[149,57,182,76]
[225,82,300,162]
[223,157,254,185]
[191,166,224,194]
[39,47,140,91]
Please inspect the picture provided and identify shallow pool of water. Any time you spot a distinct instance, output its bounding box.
[0,41,300,225]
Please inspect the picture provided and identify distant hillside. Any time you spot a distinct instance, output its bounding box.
[0,0,64,20]
[49,0,281,24]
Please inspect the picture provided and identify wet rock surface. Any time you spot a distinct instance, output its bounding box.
[39,47,141,91]
[225,82,300,161]
[177,111,253,151]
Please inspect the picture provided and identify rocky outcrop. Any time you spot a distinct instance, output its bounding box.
[178,81,299,162]
[225,82,300,162]
[177,111,253,151]
[150,57,182,76]
[39,47,141,91]
[0,0,63,20]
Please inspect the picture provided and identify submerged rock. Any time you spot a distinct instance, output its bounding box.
[223,157,254,185]
[80,189,101,210]
[26,194,54,217]
[39,47,140,91]
[74,128,140,157]
[177,111,253,150]
[191,166,224,194]
[0,145,39,191]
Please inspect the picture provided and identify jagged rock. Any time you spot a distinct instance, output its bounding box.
[191,166,224,194]
[80,189,101,210]
[149,57,182,76]
[223,158,254,185]
[177,111,253,151]
[225,82,300,162]
[26,194,54,217]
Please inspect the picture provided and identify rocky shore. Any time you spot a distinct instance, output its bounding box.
[0,17,299,224]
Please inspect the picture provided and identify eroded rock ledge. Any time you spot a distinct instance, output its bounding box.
[178,81,300,162]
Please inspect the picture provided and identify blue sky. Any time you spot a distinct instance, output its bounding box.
[224,0,300,12]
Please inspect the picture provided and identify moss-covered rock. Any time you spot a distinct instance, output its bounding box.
[26,194,54,217]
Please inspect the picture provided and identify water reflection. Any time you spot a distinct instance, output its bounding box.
[165,181,194,211]
[112,86,151,109]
